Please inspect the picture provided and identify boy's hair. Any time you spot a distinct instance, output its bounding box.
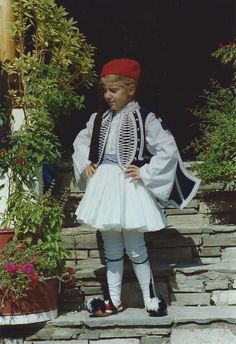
[99,75,138,99]
[100,74,137,86]
[100,74,138,90]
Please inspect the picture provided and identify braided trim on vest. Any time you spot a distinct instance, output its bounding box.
[117,112,137,168]
[132,109,146,162]
[89,106,150,168]
[97,112,113,164]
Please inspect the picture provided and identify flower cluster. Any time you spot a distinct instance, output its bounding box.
[59,267,77,286]
[1,148,7,157]
[0,144,32,186]
[6,262,39,287]
[0,239,78,308]
[1,144,27,167]
[0,241,45,303]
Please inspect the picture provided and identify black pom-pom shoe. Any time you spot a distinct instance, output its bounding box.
[146,297,168,317]
[86,298,123,317]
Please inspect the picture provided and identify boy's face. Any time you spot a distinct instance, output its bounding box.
[102,81,135,111]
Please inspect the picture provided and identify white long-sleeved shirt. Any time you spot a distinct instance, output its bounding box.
[72,101,179,202]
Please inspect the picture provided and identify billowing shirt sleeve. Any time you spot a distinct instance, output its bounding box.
[140,112,178,201]
[72,112,97,190]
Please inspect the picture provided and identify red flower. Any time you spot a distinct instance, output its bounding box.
[1,148,7,156]
[30,271,39,287]
[68,276,77,286]
[67,267,76,276]
[21,263,34,275]
[6,263,18,273]
[65,267,77,285]
[17,158,25,165]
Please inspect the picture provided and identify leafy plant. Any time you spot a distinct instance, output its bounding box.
[0,0,95,222]
[0,0,95,307]
[4,0,95,112]
[0,182,78,310]
[0,240,76,309]
[3,182,69,263]
[187,41,236,190]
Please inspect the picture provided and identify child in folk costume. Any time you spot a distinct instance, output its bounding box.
[72,58,200,317]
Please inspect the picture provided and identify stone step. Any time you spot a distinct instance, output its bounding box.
[2,306,236,343]
[62,259,236,308]
[170,328,236,344]
[59,224,236,310]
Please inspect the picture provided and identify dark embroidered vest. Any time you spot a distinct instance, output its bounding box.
[88,106,200,209]
[88,107,152,167]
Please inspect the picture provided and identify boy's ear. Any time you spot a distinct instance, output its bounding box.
[128,84,136,97]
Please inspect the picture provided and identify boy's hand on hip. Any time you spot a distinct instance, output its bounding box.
[125,165,141,181]
[85,163,97,178]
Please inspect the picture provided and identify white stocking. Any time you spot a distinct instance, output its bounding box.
[123,229,158,306]
[132,260,157,306]
[106,259,124,307]
[101,230,124,307]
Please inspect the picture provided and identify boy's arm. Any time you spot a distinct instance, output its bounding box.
[72,113,97,190]
[140,112,178,201]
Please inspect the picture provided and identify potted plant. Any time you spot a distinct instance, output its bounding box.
[0,0,95,323]
[0,248,77,325]
[0,184,77,325]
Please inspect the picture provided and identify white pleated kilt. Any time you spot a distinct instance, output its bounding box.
[75,164,167,232]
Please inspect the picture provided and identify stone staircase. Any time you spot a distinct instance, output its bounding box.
[59,223,236,312]
[1,306,236,343]
[1,162,236,343]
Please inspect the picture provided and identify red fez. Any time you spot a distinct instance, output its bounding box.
[100,58,141,81]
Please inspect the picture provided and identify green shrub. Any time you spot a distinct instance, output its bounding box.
[188,41,236,190]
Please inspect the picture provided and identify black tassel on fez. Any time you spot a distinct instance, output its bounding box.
[145,278,168,317]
